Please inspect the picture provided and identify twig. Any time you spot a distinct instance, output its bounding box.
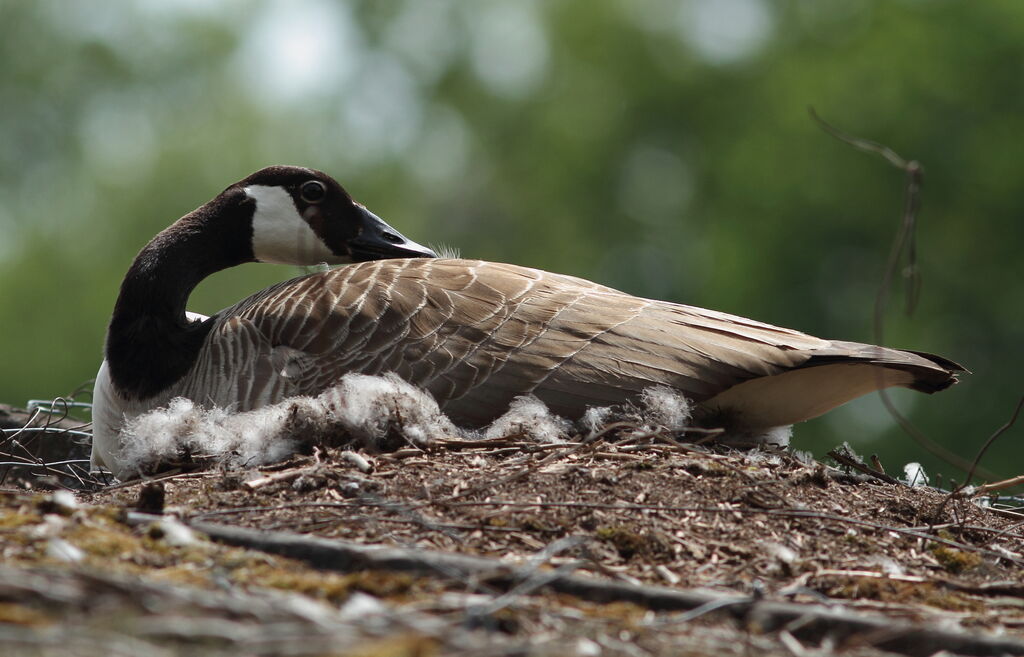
[170,517,1024,657]
[199,493,1023,568]
[244,468,314,491]
[468,536,585,619]
[245,450,324,490]
[811,107,1000,481]
[974,474,1024,496]
[437,499,1024,567]
[827,448,901,486]
[809,107,912,170]
[432,436,527,450]
[809,106,922,315]
[964,395,1024,489]
[812,569,1024,598]
[931,395,1024,519]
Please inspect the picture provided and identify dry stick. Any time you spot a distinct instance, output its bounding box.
[189,498,1024,567]
[245,448,324,490]
[962,395,1024,491]
[467,536,586,619]
[976,474,1024,496]
[350,493,515,602]
[903,395,1024,533]
[809,108,1004,482]
[92,469,219,493]
[452,500,1024,565]
[244,466,317,491]
[811,569,1024,597]
[0,563,446,653]
[976,516,1024,552]
[433,435,527,450]
[168,517,1024,657]
[826,449,901,486]
[277,512,525,535]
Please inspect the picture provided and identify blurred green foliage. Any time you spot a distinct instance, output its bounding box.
[1,0,1021,482]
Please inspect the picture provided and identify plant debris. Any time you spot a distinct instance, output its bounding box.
[2,424,1022,656]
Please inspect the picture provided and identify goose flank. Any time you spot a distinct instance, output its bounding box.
[92,166,964,476]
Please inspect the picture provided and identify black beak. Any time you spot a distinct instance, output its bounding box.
[348,206,437,261]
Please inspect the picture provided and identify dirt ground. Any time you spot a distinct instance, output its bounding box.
[2,419,1024,657]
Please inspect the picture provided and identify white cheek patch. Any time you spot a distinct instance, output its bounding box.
[244,184,337,265]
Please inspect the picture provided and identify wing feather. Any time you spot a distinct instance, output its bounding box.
[197,258,960,430]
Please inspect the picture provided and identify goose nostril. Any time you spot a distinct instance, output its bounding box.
[381,231,403,244]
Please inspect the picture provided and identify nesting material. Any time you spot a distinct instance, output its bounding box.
[117,373,456,476]
[581,385,693,435]
[117,373,590,475]
[112,373,791,478]
[755,425,793,448]
[483,396,575,443]
[318,373,460,447]
[639,386,693,432]
[120,398,306,474]
[902,462,930,487]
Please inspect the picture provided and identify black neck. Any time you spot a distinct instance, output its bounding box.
[105,190,255,399]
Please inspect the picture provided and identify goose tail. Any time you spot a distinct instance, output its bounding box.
[697,342,966,431]
[806,340,966,392]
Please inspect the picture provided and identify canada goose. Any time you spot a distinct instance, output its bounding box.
[91,165,964,476]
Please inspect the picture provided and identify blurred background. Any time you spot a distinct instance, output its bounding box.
[2,0,1021,484]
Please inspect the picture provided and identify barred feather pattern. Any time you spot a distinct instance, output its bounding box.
[170,259,959,430]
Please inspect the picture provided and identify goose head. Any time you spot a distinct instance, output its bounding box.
[94,166,435,474]
[103,165,435,405]
[238,165,436,265]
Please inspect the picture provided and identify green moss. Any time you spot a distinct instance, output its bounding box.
[931,545,983,574]
[0,602,54,627]
[826,577,984,612]
[0,508,40,529]
[63,523,140,560]
[595,525,646,560]
[150,563,215,589]
[840,533,872,550]
[340,634,438,657]
[582,600,647,625]
[232,564,420,604]
[518,514,556,532]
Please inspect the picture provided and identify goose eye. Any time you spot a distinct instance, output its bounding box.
[299,180,327,204]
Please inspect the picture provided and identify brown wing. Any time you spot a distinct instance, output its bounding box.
[219,258,960,429]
